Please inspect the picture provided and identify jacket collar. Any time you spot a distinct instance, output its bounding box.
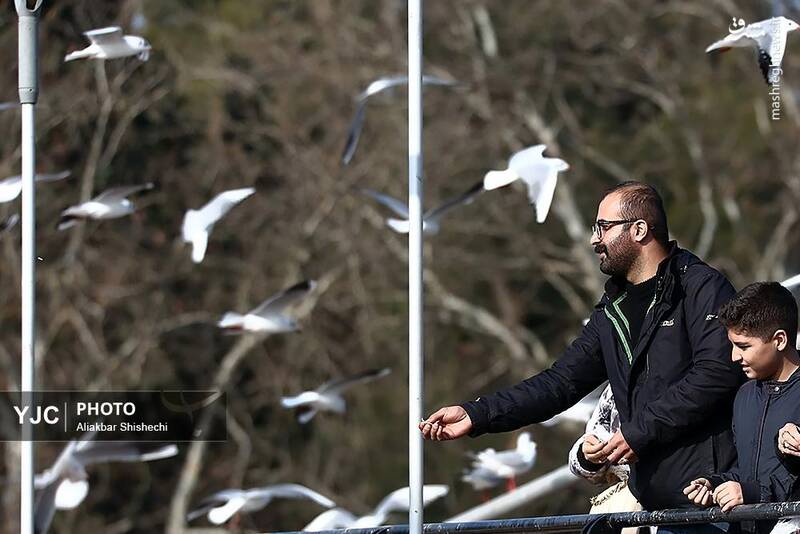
[603,241,681,301]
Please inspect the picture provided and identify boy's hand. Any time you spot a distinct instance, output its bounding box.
[713,481,744,512]
[779,423,800,456]
[582,434,607,464]
[683,478,713,506]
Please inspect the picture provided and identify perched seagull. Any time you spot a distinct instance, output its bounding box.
[540,387,604,428]
[188,484,335,525]
[0,171,71,203]
[182,187,255,263]
[57,183,153,230]
[469,432,537,491]
[281,367,391,423]
[34,433,177,534]
[303,485,449,531]
[0,102,20,111]
[64,26,151,62]
[217,280,317,334]
[483,145,568,223]
[0,213,19,234]
[705,16,799,84]
[342,75,459,165]
[359,181,484,234]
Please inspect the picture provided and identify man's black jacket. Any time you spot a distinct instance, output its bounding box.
[707,369,800,533]
[462,244,745,510]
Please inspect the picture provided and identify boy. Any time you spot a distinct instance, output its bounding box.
[683,282,800,533]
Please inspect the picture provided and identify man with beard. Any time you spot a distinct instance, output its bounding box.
[421,182,745,530]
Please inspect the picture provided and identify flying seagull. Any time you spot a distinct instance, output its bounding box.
[188,484,335,525]
[705,16,799,84]
[182,187,255,263]
[0,213,19,234]
[540,387,604,428]
[483,145,567,223]
[217,280,317,334]
[0,171,71,203]
[34,433,177,534]
[57,183,154,230]
[281,367,391,423]
[359,181,484,235]
[781,273,800,289]
[65,26,151,62]
[342,75,459,165]
[303,485,449,531]
[468,432,537,491]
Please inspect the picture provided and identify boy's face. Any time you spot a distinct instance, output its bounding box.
[728,329,783,380]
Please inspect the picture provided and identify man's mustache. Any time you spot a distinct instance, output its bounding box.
[594,244,607,254]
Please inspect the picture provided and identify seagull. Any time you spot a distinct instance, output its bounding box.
[281,368,391,423]
[182,187,255,263]
[359,181,484,234]
[0,213,19,234]
[770,518,800,534]
[468,432,537,491]
[0,171,71,203]
[188,484,336,525]
[342,75,460,165]
[782,273,800,289]
[303,485,449,531]
[34,433,177,534]
[217,280,317,334]
[0,102,20,111]
[461,465,506,491]
[540,388,604,428]
[57,183,154,230]
[64,26,151,62]
[483,145,567,223]
[705,16,799,84]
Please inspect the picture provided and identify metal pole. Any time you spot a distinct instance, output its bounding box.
[15,1,43,533]
[408,1,424,534]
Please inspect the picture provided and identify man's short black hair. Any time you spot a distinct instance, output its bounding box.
[602,181,669,246]
[718,282,798,347]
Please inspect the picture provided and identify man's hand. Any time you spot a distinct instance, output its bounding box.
[419,406,473,441]
[582,434,607,464]
[683,478,713,506]
[778,423,800,456]
[713,481,744,512]
[600,430,638,465]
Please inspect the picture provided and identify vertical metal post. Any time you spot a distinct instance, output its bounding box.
[15,1,43,533]
[408,1,424,534]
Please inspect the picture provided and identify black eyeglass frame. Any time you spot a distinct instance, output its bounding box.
[591,218,642,238]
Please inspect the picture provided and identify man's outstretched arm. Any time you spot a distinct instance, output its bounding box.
[420,310,607,440]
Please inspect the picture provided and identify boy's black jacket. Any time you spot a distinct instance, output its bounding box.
[462,244,745,510]
[708,369,800,533]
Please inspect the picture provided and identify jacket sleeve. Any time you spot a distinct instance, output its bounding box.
[461,309,607,436]
[621,270,741,455]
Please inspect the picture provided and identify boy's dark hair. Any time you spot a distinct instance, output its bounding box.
[602,181,670,246]
[718,282,798,347]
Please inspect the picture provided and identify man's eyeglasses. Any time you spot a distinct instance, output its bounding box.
[591,219,638,238]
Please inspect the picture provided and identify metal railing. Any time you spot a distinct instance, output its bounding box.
[278,501,800,534]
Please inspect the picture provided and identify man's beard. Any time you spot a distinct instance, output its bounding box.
[594,231,638,277]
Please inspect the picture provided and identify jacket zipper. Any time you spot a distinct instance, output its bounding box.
[753,389,772,481]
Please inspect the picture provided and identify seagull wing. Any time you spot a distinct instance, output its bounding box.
[34,480,61,534]
[359,188,409,218]
[372,485,448,518]
[74,442,178,466]
[193,188,255,228]
[84,27,125,46]
[304,508,358,531]
[34,171,71,183]
[250,280,317,317]
[425,181,484,221]
[319,368,391,394]
[248,484,336,508]
[421,75,461,88]
[530,160,564,223]
[341,101,368,165]
[187,489,242,522]
[93,183,154,202]
[782,274,800,289]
